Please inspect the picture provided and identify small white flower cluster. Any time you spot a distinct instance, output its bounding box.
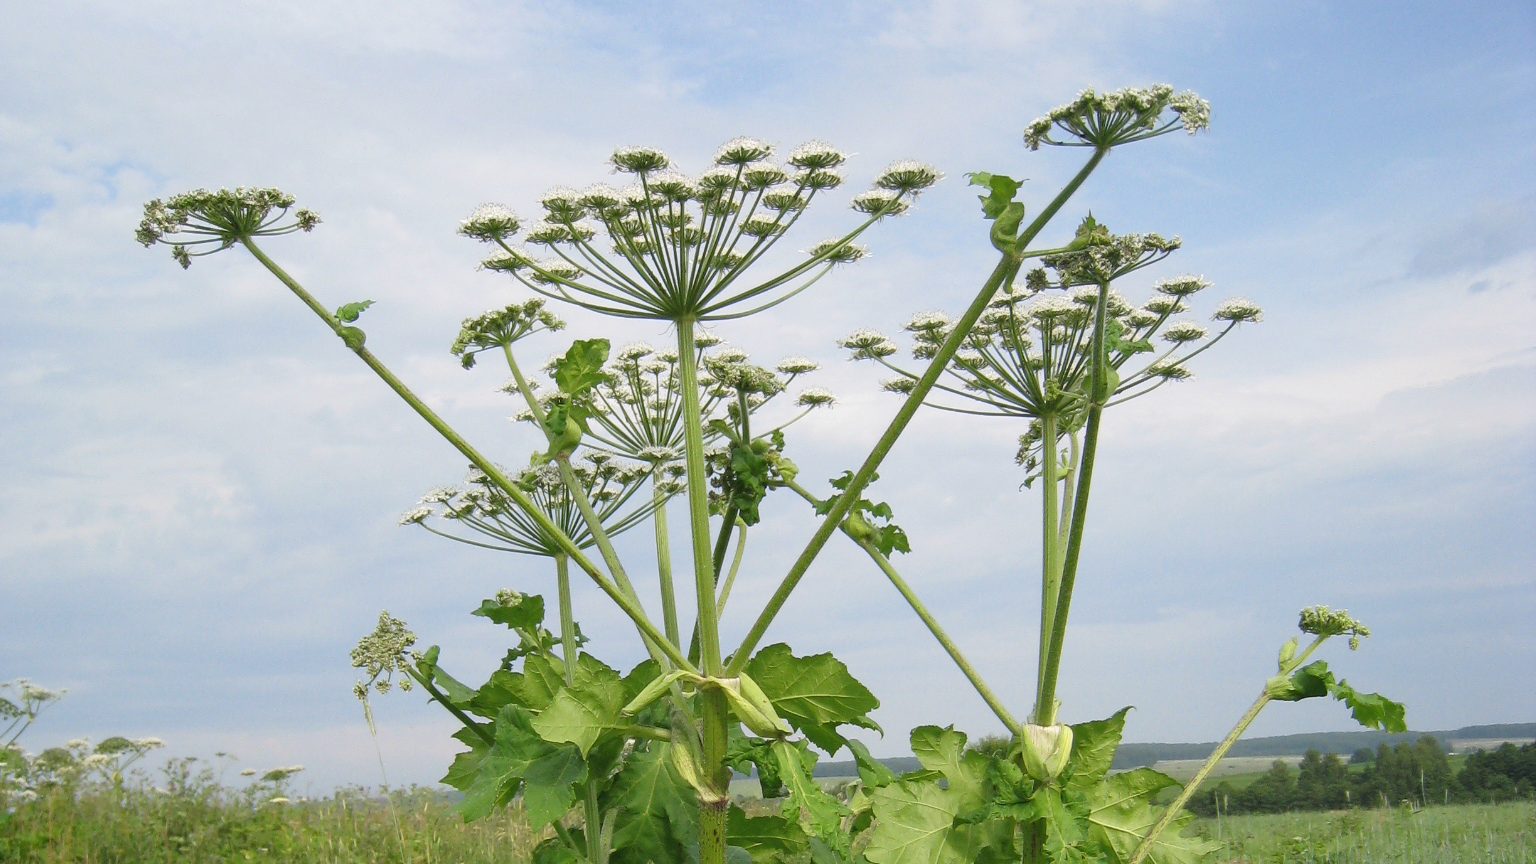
[775,356,819,375]
[795,387,836,407]
[1154,274,1210,297]
[611,145,671,174]
[808,239,868,265]
[787,141,848,170]
[1160,320,1209,344]
[874,160,943,194]
[1024,84,1210,150]
[1212,297,1263,323]
[458,203,521,242]
[839,328,899,359]
[715,136,775,166]
[850,189,909,216]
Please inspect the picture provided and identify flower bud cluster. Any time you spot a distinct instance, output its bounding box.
[349,611,418,699]
[1299,605,1371,650]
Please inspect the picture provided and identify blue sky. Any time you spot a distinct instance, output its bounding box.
[2,1,1532,792]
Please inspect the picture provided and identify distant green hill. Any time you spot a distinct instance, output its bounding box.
[809,723,1536,778]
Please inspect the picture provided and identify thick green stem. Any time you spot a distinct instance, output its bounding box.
[698,688,731,864]
[1035,412,1061,723]
[676,318,722,676]
[727,147,1108,676]
[556,554,578,685]
[652,482,681,646]
[555,554,602,864]
[239,238,696,675]
[1035,277,1112,725]
[676,317,730,864]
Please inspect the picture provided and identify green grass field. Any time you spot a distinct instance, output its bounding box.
[3,782,1532,863]
[1203,802,1534,863]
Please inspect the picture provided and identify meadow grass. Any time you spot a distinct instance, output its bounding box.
[4,775,1531,863]
[1202,801,1534,863]
[1,784,544,863]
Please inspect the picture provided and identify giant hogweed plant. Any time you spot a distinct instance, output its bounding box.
[136,85,1402,864]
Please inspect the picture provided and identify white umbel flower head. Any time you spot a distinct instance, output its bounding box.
[580,184,624,211]
[539,187,585,219]
[617,342,656,361]
[874,160,942,193]
[796,168,845,191]
[1212,297,1264,323]
[1028,296,1078,319]
[1147,361,1193,380]
[850,189,910,216]
[808,239,867,264]
[714,136,774,166]
[458,204,521,242]
[611,146,670,173]
[795,387,836,407]
[1154,274,1210,297]
[904,311,951,332]
[399,506,433,525]
[1024,84,1209,150]
[787,140,848,170]
[776,356,819,374]
[839,328,898,359]
[708,347,750,365]
[1161,320,1208,343]
[737,164,784,189]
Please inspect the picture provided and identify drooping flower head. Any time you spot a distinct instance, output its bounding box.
[1024,84,1210,150]
[136,187,318,268]
[350,611,418,698]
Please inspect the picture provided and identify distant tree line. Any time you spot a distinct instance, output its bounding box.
[1187,737,1536,816]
